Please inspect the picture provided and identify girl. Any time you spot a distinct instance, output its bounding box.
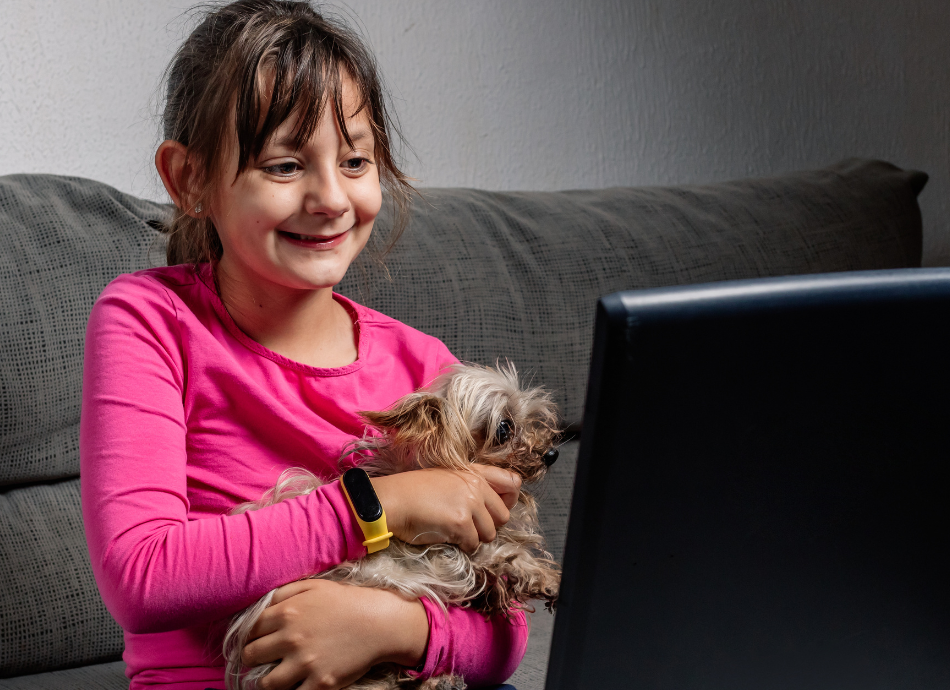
[80,2,529,689]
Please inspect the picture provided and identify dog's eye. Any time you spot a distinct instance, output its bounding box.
[496,419,513,444]
[543,448,559,466]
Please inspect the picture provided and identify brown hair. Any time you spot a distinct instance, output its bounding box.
[160,0,413,267]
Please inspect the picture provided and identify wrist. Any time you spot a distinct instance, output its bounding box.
[342,468,392,553]
[372,589,429,668]
[369,475,405,539]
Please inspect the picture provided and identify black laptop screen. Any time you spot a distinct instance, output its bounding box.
[547,269,950,690]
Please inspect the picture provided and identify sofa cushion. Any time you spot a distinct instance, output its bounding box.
[0,479,123,677]
[0,175,166,487]
[508,604,557,690]
[338,159,925,427]
[0,661,126,690]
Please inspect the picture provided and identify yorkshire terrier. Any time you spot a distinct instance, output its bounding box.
[223,362,562,690]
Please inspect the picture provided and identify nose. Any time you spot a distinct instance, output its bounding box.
[304,168,350,218]
[543,448,558,466]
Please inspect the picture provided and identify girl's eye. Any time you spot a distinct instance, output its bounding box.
[263,162,300,177]
[342,157,369,173]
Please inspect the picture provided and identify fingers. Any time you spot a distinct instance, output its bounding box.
[249,581,319,641]
[257,661,334,690]
[247,651,359,690]
[248,607,283,642]
[242,630,282,671]
[271,578,320,605]
[473,464,522,510]
[456,523,481,554]
[253,658,306,690]
[468,503,497,549]
[374,466,521,550]
[242,582,400,690]
[454,472,508,550]
[480,484,511,529]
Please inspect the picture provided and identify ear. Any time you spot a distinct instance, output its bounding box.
[362,394,444,441]
[155,140,202,217]
[362,394,473,469]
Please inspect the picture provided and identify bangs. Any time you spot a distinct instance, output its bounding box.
[232,16,378,173]
[161,0,412,268]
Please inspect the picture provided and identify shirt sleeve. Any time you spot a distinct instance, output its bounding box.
[80,276,367,634]
[416,599,529,686]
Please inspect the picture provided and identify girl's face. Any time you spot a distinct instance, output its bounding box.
[209,80,382,296]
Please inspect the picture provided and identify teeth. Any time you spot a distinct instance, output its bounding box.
[288,232,329,242]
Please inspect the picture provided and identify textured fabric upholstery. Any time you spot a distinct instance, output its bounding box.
[0,175,166,487]
[0,479,123,677]
[0,661,127,690]
[0,162,926,487]
[508,604,557,690]
[338,159,925,427]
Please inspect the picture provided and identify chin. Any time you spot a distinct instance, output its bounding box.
[279,263,353,291]
[305,271,350,290]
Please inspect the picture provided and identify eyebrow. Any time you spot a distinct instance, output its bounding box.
[343,128,374,146]
[270,127,374,151]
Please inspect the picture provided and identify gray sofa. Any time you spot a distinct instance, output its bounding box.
[0,159,926,689]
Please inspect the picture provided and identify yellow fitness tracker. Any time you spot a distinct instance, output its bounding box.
[341,467,393,553]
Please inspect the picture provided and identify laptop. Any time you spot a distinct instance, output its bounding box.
[545,268,950,689]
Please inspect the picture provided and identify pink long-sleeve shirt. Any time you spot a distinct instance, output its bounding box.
[80,264,528,689]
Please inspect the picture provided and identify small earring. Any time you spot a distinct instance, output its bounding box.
[194,202,203,214]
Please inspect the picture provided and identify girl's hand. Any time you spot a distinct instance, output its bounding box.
[371,465,522,553]
[242,579,428,690]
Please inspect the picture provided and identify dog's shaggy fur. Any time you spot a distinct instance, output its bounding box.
[223,363,562,690]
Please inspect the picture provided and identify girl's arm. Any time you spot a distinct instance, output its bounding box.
[242,582,528,690]
[81,275,519,642]
[80,276,367,634]
[418,600,529,686]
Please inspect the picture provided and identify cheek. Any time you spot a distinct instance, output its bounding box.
[213,181,279,234]
[249,186,298,221]
[354,173,383,224]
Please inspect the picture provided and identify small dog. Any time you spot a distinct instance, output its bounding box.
[224,362,562,690]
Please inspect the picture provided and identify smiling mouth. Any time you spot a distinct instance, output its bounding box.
[278,230,348,245]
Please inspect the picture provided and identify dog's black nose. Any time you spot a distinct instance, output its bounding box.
[543,448,559,466]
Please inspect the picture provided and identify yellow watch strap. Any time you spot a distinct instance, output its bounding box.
[341,472,393,554]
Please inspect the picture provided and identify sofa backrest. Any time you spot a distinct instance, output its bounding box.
[338,158,925,428]
[0,175,168,489]
[0,159,927,489]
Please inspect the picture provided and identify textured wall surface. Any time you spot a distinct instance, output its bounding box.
[1,0,948,263]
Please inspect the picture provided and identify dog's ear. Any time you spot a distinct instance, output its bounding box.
[362,394,473,470]
[363,393,443,439]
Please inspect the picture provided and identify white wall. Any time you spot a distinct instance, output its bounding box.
[2,0,948,263]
